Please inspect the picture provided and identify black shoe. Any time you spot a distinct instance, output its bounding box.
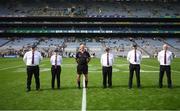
[137,86,141,89]
[159,86,163,88]
[26,89,31,92]
[57,87,60,89]
[128,87,132,89]
[168,86,173,89]
[103,86,107,89]
[36,88,40,91]
[108,86,112,88]
[78,86,81,89]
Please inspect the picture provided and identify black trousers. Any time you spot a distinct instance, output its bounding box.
[51,66,61,88]
[159,65,172,88]
[102,66,112,87]
[129,64,141,88]
[26,66,40,90]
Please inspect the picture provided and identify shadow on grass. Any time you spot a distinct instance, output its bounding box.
[87,85,180,89]
[27,85,180,92]
[39,86,81,91]
[137,85,180,89]
[87,85,128,89]
[173,85,180,88]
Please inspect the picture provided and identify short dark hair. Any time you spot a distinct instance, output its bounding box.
[105,47,110,52]
[31,45,36,49]
[80,43,84,46]
[54,49,58,52]
[132,43,137,48]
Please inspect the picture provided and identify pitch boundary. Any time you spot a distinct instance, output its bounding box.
[81,75,86,111]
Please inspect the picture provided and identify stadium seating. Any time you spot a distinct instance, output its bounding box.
[0,1,179,18]
[1,38,38,49]
[0,38,10,46]
[0,37,179,58]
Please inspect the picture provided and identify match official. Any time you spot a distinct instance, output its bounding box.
[23,45,43,92]
[76,44,91,89]
[158,44,173,88]
[50,49,62,89]
[127,44,142,89]
[101,47,114,88]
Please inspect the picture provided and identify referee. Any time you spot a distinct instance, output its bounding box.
[50,49,62,89]
[101,47,114,88]
[23,45,43,92]
[76,44,91,89]
[158,44,173,88]
[127,44,142,89]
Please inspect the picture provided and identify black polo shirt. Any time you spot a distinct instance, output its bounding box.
[76,51,90,65]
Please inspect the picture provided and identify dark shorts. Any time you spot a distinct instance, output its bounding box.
[77,64,88,75]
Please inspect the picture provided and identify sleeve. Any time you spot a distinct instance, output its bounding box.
[60,56,63,63]
[86,52,91,63]
[170,52,173,61]
[87,52,91,58]
[112,54,114,64]
[157,52,160,62]
[139,51,142,61]
[100,55,103,65]
[39,52,43,61]
[76,52,79,58]
[23,53,27,63]
[75,52,79,63]
[50,55,53,64]
[127,51,130,61]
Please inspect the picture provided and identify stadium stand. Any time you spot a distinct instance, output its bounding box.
[0,1,180,110]
[0,38,11,47]
[0,1,179,58]
[0,1,179,18]
[0,37,179,58]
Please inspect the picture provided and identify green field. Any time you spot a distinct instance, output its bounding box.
[0,57,180,110]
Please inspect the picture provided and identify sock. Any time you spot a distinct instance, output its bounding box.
[85,81,88,88]
[78,81,80,88]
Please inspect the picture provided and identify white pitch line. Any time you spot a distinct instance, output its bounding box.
[81,75,86,111]
[118,59,180,74]
[0,59,49,71]
[142,64,159,69]
[0,65,23,71]
[122,70,159,73]
[142,64,180,73]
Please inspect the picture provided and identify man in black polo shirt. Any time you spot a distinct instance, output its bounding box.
[76,44,91,89]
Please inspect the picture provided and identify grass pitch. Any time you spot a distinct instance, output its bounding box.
[0,57,180,110]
